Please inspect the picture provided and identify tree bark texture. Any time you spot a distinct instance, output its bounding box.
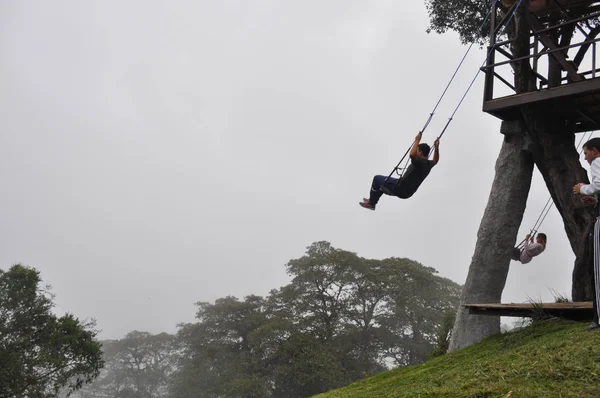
[449,126,534,352]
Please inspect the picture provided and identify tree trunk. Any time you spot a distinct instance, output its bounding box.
[449,124,534,352]
[519,105,596,301]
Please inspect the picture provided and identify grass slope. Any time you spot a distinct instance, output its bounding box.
[316,320,600,398]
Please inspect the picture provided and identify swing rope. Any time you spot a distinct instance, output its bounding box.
[383,0,525,194]
[433,0,525,145]
[422,0,502,134]
[381,0,502,187]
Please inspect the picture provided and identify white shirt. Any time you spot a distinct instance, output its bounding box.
[520,240,545,264]
[580,157,600,196]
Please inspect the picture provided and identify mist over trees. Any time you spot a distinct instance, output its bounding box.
[66,241,461,398]
[68,332,178,398]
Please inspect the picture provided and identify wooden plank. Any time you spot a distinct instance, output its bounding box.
[466,302,592,310]
[483,77,600,113]
[464,302,593,321]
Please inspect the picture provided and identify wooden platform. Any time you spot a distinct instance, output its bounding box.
[481,4,600,133]
[465,302,594,321]
[483,78,600,134]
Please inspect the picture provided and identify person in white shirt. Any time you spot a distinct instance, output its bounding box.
[511,233,546,264]
[573,137,600,331]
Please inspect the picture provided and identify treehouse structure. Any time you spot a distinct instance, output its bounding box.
[483,0,600,133]
[451,0,600,352]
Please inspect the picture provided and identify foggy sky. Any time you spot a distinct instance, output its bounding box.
[0,1,590,339]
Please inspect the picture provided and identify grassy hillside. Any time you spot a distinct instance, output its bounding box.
[316,320,600,398]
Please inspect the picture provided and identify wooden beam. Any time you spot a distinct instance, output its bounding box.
[482,38,600,71]
[525,11,585,82]
[574,101,600,126]
[466,302,593,310]
[465,302,593,320]
[484,2,498,103]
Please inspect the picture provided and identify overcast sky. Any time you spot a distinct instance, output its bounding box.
[0,1,592,339]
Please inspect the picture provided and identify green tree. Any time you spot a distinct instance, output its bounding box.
[169,295,271,398]
[425,0,492,44]
[0,264,103,398]
[382,258,461,365]
[280,242,389,381]
[281,242,461,375]
[429,311,457,358]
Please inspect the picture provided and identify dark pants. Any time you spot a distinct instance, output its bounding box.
[368,175,411,205]
[511,247,522,262]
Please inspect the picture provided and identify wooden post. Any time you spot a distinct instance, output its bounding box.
[484,0,498,102]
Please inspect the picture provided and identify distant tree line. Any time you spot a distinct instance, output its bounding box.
[70,241,461,398]
[1,242,460,398]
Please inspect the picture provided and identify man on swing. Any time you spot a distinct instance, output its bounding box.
[359,132,439,211]
[511,233,547,264]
